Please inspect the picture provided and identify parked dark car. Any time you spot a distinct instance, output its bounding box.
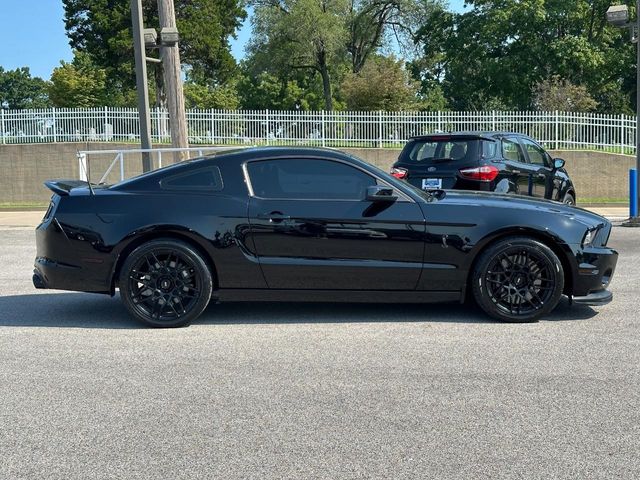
[34,147,615,327]
[391,132,577,204]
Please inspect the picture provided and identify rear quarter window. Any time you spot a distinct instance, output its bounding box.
[160,166,223,191]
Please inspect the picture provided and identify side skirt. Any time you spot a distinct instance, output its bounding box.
[215,289,462,304]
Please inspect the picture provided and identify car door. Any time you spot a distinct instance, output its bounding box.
[501,136,533,195]
[519,138,554,198]
[244,157,426,290]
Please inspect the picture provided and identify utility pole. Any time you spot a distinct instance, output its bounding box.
[130,0,153,172]
[158,0,189,163]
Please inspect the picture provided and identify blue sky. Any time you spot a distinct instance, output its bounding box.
[1,0,467,80]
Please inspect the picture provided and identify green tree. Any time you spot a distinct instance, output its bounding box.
[0,67,50,109]
[341,55,423,110]
[63,0,246,104]
[49,52,109,107]
[533,76,598,112]
[413,0,635,111]
[249,0,350,110]
[183,82,241,109]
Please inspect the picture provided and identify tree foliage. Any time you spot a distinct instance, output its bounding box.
[49,52,109,107]
[341,55,422,110]
[533,75,598,112]
[62,0,246,104]
[0,67,50,109]
[412,0,636,111]
[249,0,350,110]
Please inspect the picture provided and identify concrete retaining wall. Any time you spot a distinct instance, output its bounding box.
[0,143,634,204]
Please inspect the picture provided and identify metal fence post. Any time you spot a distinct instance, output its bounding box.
[51,107,57,143]
[210,108,215,143]
[378,110,383,148]
[321,110,326,147]
[266,109,270,146]
[78,152,88,181]
[621,114,624,154]
[0,109,5,144]
[492,110,496,131]
[555,110,559,150]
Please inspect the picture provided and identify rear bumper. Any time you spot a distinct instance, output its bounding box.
[573,289,613,306]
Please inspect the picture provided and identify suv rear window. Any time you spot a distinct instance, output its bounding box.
[401,138,495,164]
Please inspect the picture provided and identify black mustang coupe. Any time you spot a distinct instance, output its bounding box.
[34,147,617,327]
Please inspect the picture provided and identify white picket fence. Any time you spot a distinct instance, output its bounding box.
[0,107,636,153]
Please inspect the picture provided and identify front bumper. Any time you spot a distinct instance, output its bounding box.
[571,245,618,298]
[573,289,613,306]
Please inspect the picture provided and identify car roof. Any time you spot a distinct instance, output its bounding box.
[409,131,533,142]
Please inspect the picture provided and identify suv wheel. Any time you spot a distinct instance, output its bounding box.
[562,192,575,205]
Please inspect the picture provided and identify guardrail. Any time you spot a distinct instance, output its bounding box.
[77,146,244,183]
[0,108,636,153]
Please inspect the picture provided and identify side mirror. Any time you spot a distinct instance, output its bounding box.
[366,185,397,202]
[553,158,566,170]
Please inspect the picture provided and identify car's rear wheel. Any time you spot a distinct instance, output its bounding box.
[562,192,575,205]
[472,237,564,323]
[119,239,213,327]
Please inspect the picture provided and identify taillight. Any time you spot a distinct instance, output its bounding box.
[459,165,499,182]
[391,167,408,179]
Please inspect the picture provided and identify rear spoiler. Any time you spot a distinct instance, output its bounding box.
[44,179,94,196]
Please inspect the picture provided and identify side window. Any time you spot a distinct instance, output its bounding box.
[521,139,549,167]
[160,166,223,191]
[247,158,376,200]
[482,140,497,159]
[502,138,525,163]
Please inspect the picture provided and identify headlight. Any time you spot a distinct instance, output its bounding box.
[582,226,600,248]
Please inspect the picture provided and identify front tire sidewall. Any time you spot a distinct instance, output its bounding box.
[119,239,213,328]
[472,237,564,323]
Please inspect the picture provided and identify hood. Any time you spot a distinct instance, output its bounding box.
[434,191,607,229]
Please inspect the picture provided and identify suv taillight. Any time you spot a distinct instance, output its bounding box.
[391,167,408,179]
[459,165,499,182]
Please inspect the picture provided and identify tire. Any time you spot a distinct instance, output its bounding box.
[562,192,575,205]
[471,236,564,323]
[119,239,213,328]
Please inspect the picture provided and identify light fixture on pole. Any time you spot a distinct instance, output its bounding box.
[606,3,640,226]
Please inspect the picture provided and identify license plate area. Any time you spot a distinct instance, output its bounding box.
[422,178,442,190]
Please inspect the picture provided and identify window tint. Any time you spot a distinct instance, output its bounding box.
[404,139,479,164]
[502,138,526,163]
[160,166,223,191]
[521,139,549,166]
[482,140,497,159]
[247,159,375,200]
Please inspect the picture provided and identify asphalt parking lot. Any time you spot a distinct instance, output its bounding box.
[1,225,639,479]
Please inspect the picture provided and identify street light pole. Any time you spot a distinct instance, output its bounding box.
[131,0,153,172]
[607,3,640,225]
[634,0,640,224]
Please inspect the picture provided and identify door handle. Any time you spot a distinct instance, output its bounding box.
[258,212,291,223]
[511,169,521,174]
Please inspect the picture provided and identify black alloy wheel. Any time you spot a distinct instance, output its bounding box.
[119,239,212,327]
[472,237,564,322]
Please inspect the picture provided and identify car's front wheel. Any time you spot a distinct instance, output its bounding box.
[119,239,213,327]
[472,237,564,322]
